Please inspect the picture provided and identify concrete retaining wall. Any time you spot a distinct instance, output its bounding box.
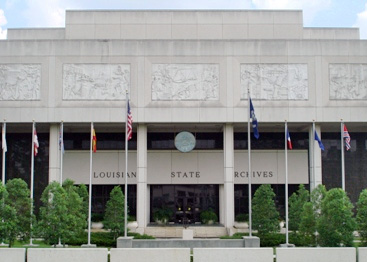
[0,248,25,262]
[358,247,367,262]
[27,248,108,262]
[276,247,356,262]
[194,248,273,262]
[110,248,190,262]
[129,239,245,249]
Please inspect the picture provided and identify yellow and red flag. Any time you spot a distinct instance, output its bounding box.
[92,128,97,153]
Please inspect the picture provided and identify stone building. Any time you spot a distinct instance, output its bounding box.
[1,10,367,236]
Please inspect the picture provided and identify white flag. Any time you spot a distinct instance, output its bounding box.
[2,123,7,153]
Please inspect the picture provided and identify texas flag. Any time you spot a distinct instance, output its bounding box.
[287,129,293,150]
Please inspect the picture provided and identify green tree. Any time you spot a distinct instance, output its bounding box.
[104,186,127,240]
[289,184,309,231]
[77,184,89,221]
[6,178,32,241]
[0,183,17,246]
[356,189,367,246]
[252,184,280,237]
[37,182,68,245]
[299,202,317,246]
[62,179,87,243]
[317,188,356,247]
[311,184,327,219]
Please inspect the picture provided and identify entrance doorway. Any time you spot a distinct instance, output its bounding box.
[150,185,219,224]
[175,195,196,224]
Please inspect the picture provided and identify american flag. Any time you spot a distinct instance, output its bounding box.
[34,126,39,156]
[343,124,351,151]
[127,100,133,141]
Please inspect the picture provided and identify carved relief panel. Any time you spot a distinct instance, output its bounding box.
[240,64,308,100]
[63,64,130,100]
[329,64,367,100]
[151,64,219,101]
[0,64,41,100]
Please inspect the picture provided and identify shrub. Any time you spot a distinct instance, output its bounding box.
[62,179,87,242]
[317,188,356,247]
[259,233,285,247]
[68,232,155,247]
[311,184,327,219]
[235,213,248,222]
[76,184,89,221]
[153,207,174,224]
[252,185,279,237]
[357,189,367,246]
[289,184,309,231]
[298,202,317,246]
[68,232,115,247]
[200,208,218,224]
[104,186,127,239]
[37,182,68,245]
[0,183,17,246]
[5,178,32,241]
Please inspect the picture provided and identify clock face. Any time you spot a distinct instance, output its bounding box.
[175,131,196,153]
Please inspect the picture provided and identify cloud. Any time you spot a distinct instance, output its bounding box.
[250,0,332,25]
[0,9,8,39]
[22,0,73,27]
[354,3,367,39]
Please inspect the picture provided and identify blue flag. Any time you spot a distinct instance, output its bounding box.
[314,130,325,151]
[250,98,259,139]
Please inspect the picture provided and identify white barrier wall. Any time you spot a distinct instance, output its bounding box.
[193,248,274,262]
[358,248,367,262]
[110,248,190,262]
[27,248,108,262]
[276,248,356,262]
[0,248,25,262]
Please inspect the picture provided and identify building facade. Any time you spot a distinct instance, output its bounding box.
[1,10,367,234]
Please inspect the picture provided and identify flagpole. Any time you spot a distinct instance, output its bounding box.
[60,121,64,185]
[57,121,64,247]
[311,121,315,191]
[2,121,6,186]
[341,120,345,191]
[1,120,7,246]
[247,88,252,237]
[29,120,35,246]
[285,120,289,245]
[87,122,93,246]
[124,91,129,238]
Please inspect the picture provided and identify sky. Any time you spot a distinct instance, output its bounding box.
[0,0,367,40]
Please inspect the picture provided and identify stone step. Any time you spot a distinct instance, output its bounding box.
[144,226,228,238]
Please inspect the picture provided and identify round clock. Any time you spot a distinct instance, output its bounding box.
[174,131,196,153]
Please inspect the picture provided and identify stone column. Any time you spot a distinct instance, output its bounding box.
[223,124,234,231]
[48,123,60,183]
[136,124,148,234]
[310,124,323,191]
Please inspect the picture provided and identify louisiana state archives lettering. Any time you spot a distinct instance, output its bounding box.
[235,171,274,178]
[171,171,200,178]
[93,172,137,179]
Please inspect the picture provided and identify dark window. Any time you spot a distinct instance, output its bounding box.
[234,132,309,150]
[148,132,223,150]
[87,185,137,217]
[150,185,219,224]
[1,132,49,215]
[322,132,367,203]
[234,184,305,219]
[64,132,137,150]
